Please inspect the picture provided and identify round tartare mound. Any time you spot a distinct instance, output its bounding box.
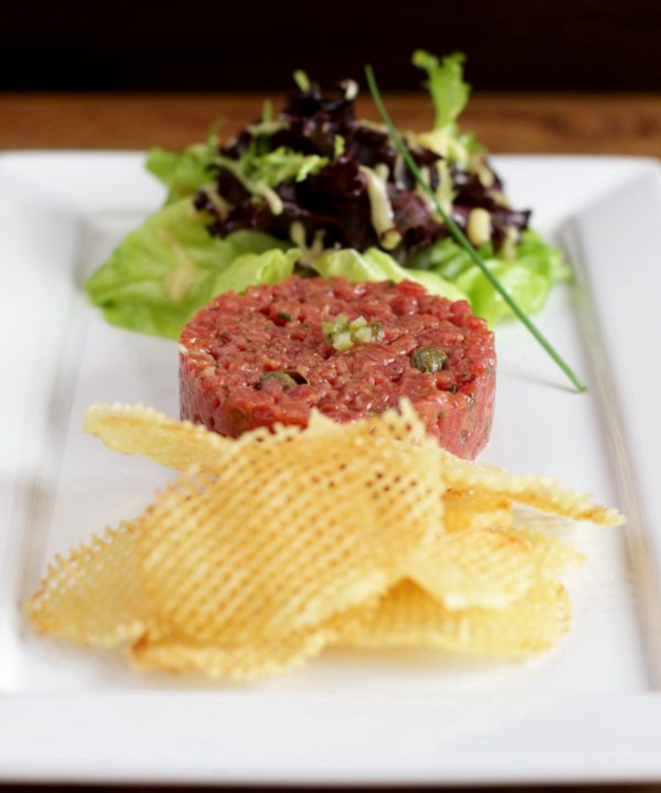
[179,277,496,459]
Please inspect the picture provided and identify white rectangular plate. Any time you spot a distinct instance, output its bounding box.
[1,152,661,785]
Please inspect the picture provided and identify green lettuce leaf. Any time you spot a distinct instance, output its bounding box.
[85,197,288,339]
[146,126,220,204]
[311,248,468,302]
[412,50,470,131]
[212,248,301,295]
[408,230,571,326]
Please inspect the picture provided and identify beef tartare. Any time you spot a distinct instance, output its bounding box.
[179,277,495,458]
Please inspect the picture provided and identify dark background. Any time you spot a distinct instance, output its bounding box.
[1,0,660,92]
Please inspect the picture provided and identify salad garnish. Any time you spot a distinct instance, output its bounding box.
[365,64,587,394]
[86,50,573,350]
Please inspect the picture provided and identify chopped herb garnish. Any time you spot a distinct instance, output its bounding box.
[364,64,587,394]
[277,311,292,322]
[323,314,383,351]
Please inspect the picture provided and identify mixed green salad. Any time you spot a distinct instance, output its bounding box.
[86,51,570,339]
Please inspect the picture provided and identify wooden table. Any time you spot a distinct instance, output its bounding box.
[1,93,660,156]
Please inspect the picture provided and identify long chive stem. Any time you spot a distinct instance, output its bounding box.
[364,65,586,394]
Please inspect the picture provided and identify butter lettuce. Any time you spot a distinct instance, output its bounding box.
[212,248,300,295]
[146,126,220,204]
[408,230,571,326]
[86,197,288,339]
[311,248,468,302]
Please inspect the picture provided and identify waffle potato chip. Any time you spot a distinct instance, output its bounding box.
[434,453,622,527]
[26,523,148,648]
[129,597,379,680]
[25,401,623,680]
[409,527,553,611]
[85,402,623,527]
[443,489,513,532]
[84,402,228,473]
[338,579,571,657]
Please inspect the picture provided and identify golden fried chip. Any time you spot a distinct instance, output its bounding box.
[129,631,330,680]
[434,452,623,527]
[24,400,618,680]
[29,405,446,660]
[339,579,571,657]
[443,488,513,532]
[136,415,444,645]
[84,403,229,473]
[25,523,148,648]
[129,598,379,681]
[409,527,546,611]
[85,402,624,530]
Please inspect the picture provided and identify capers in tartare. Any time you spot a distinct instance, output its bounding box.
[257,370,309,390]
[411,347,448,374]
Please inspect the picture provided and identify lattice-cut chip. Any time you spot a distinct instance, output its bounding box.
[408,527,543,611]
[23,400,621,680]
[129,631,331,681]
[443,489,513,532]
[84,402,231,473]
[136,418,443,645]
[129,598,379,681]
[339,579,571,657]
[434,451,623,527]
[410,526,583,611]
[84,402,624,530]
[25,523,148,648]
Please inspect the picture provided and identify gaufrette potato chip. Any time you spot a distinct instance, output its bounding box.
[24,401,623,680]
[85,401,623,527]
[443,489,513,532]
[134,432,441,646]
[26,523,148,648]
[129,598,380,681]
[338,579,571,657]
[409,527,550,611]
[84,402,230,473]
[433,454,622,527]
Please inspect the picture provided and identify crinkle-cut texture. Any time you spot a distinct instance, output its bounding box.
[443,489,513,532]
[83,401,623,528]
[129,599,378,681]
[84,400,431,474]
[84,402,228,474]
[136,422,443,645]
[25,523,147,648]
[129,631,331,680]
[432,452,623,527]
[408,527,557,611]
[24,401,622,680]
[338,579,571,657]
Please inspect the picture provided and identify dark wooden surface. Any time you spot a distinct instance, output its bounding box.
[1,92,661,156]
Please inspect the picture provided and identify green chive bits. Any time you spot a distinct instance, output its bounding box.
[411,347,448,374]
[322,314,384,351]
